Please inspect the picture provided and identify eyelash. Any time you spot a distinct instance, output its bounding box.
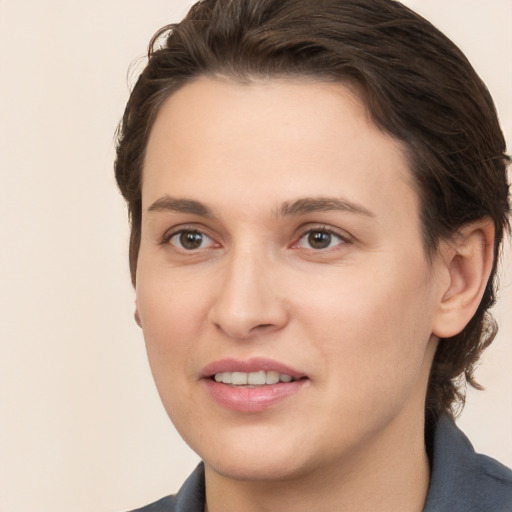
[293,225,351,251]
[162,226,217,251]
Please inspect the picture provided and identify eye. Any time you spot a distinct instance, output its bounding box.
[295,228,347,250]
[168,230,215,251]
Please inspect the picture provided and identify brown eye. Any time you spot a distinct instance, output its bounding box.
[180,231,203,249]
[295,228,346,250]
[307,231,332,249]
[169,230,214,250]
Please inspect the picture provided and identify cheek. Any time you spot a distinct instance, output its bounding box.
[297,266,436,403]
[137,266,208,340]
[136,285,205,432]
[135,272,209,394]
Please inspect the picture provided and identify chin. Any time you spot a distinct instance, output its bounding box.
[178,425,313,482]
[204,452,310,482]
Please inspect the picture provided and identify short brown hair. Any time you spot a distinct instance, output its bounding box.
[115,0,510,422]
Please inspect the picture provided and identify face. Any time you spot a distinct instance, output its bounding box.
[136,77,446,482]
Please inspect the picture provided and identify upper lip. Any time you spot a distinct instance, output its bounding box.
[200,357,307,379]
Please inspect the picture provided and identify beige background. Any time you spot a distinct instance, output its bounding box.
[0,1,510,511]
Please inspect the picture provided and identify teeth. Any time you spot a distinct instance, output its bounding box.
[265,371,280,385]
[213,371,295,386]
[248,371,266,385]
[232,372,247,385]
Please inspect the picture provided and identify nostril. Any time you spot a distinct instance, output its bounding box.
[208,284,290,339]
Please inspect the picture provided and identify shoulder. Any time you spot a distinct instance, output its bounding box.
[424,416,512,511]
[127,463,205,512]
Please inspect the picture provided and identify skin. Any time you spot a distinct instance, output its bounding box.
[134,77,492,512]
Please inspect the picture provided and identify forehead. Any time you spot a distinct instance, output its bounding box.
[142,76,419,230]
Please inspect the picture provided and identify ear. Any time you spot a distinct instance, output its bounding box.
[432,218,495,338]
[134,300,142,328]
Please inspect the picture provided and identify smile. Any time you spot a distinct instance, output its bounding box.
[202,358,308,412]
[213,370,295,386]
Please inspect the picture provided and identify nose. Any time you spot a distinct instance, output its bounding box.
[208,247,289,340]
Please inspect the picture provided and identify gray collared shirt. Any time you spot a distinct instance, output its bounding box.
[131,416,512,512]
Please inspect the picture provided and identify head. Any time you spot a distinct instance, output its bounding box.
[115,0,509,428]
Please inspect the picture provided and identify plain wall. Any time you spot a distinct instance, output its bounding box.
[0,1,510,511]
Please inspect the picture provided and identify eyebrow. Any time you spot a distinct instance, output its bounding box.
[275,197,375,218]
[147,195,375,219]
[147,195,213,217]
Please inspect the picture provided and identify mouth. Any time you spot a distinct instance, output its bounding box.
[201,358,308,412]
[212,370,299,387]
[201,357,306,384]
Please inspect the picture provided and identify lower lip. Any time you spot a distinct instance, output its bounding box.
[204,379,307,413]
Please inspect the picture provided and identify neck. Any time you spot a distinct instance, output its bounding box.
[204,413,430,512]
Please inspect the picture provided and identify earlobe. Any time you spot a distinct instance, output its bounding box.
[432,219,495,338]
[134,301,142,328]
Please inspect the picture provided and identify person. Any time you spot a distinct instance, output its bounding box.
[114,0,512,510]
